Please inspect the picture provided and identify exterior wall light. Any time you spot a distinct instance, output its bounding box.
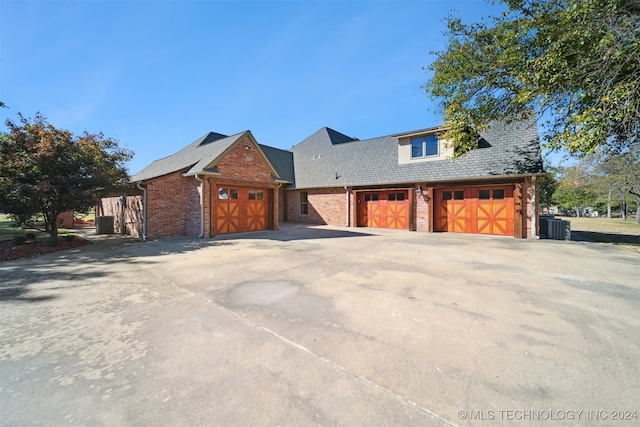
[416,185,423,197]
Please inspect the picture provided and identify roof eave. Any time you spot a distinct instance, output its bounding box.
[287,172,544,190]
[182,171,222,178]
[391,125,449,139]
[273,178,291,184]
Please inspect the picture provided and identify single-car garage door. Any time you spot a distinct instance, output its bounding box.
[357,190,409,229]
[434,186,514,236]
[215,186,270,234]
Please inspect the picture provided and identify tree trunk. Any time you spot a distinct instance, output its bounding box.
[621,201,627,221]
[607,188,612,218]
[43,213,51,233]
[46,212,59,245]
[636,196,640,225]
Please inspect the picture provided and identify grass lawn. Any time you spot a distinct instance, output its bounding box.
[0,213,93,262]
[0,214,76,242]
[76,211,95,223]
[559,215,640,254]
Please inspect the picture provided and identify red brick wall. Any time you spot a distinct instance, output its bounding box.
[523,176,538,238]
[144,170,202,238]
[57,211,75,229]
[216,135,273,183]
[415,189,430,232]
[286,188,346,226]
[278,186,286,223]
[97,196,144,237]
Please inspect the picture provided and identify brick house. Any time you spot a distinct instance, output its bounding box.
[113,118,543,239]
[125,131,292,239]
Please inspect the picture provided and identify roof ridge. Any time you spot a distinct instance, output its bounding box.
[324,127,358,144]
[198,132,229,146]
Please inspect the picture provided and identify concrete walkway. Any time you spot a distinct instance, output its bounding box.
[1,224,638,426]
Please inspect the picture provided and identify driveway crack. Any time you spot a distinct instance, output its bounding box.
[194,293,457,427]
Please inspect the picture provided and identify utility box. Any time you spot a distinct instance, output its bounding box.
[95,216,115,234]
[546,219,571,240]
[539,214,555,238]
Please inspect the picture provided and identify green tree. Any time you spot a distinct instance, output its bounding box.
[0,113,133,244]
[552,164,596,216]
[601,150,640,221]
[538,166,559,213]
[425,0,640,156]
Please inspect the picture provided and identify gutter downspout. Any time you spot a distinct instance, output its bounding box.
[136,182,147,240]
[195,174,205,238]
[119,195,126,235]
[276,183,283,229]
[531,175,537,239]
[344,186,350,227]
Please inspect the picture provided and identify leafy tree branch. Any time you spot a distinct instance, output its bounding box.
[0,113,133,245]
[426,0,640,157]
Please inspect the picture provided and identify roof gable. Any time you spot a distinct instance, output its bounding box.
[131,131,244,182]
[184,131,284,181]
[131,131,289,183]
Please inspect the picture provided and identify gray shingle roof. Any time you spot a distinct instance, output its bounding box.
[289,119,543,189]
[130,131,246,182]
[259,144,294,183]
[131,119,543,188]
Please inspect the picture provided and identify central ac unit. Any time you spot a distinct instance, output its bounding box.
[547,219,571,240]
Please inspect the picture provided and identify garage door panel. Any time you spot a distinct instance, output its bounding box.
[450,203,469,233]
[246,202,267,231]
[477,202,512,235]
[358,190,409,230]
[386,203,408,229]
[435,186,514,236]
[435,201,449,231]
[368,203,381,227]
[215,186,269,235]
[358,207,368,227]
[216,201,240,234]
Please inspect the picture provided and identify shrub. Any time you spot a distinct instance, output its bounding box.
[25,231,36,240]
[63,234,76,242]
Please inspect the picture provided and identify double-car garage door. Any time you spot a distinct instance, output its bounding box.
[434,185,514,236]
[215,186,270,234]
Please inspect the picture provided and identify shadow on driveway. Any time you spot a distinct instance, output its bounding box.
[0,224,374,303]
[212,223,376,242]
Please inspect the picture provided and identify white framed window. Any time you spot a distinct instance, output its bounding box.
[300,191,309,215]
[411,135,439,158]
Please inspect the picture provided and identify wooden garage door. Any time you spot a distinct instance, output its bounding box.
[357,190,409,229]
[434,186,514,236]
[215,186,269,234]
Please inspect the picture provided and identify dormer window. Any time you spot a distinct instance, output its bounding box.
[411,135,439,158]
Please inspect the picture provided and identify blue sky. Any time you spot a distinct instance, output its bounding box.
[2,0,523,175]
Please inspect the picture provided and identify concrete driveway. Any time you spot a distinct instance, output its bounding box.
[1,224,638,426]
